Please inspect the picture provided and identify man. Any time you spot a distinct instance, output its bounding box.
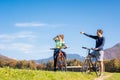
[80,29,105,76]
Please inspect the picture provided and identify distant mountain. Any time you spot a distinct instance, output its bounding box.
[104,43,120,60]
[36,42,120,63]
[67,54,84,61]
[35,54,84,63]
[1,42,120,63]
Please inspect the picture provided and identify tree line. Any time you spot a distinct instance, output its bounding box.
[104,58,120,72]
[0,58,120,72]
[0,59,82,70]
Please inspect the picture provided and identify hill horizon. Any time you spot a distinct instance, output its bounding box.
[0,42,120,63]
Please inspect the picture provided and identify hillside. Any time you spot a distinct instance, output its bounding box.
[104,43,120,60]
[0,54,14,62]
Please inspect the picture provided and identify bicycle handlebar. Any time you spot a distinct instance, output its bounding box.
[82,47,94,50]
[50,48,56,50]
[50,47,69,50]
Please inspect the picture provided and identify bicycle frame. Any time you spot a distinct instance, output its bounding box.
[50,48,67,71]
[82,47,100,77]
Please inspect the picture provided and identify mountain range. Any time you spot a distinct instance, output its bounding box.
[35,54,85,63]
[104,42,120,60]
[0,42,120,63]
[36,42,120,63]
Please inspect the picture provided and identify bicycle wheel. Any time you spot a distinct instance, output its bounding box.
[95,61,100,76]
[56,53,67,71]
[90,56,100,76]
[82,58,91,73]
[95,62,105,77]
[62,56,67,71]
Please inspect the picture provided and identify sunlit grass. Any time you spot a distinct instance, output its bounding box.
[105,73,120,80]
[0,67,118,80]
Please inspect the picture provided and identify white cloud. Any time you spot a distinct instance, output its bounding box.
[0,31,38,54]
[0,31,51,55]
[15,22,67,28]
[15,22,47,27]
[0,43,34,54]
[0,42,52,57]
[0,31,36,42]
[15,31,36,39]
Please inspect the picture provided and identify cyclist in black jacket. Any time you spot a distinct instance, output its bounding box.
[80,29,105,76]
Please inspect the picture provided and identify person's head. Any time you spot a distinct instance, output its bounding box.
[97,29,103,37]
[59,34,64,40]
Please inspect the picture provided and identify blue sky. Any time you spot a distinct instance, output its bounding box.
[0,0,120,60]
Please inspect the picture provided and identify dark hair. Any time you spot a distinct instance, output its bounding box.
[97,29,103,34]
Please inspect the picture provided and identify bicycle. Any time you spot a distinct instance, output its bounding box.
[50,48,67,71]
[81,47,103,77]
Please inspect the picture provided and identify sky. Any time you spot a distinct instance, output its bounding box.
[0,0,120,60]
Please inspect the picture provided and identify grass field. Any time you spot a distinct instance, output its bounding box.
[0,67,119,80]
[105,73,120,80]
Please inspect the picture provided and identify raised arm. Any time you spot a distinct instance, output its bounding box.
[80,32,97,39]
[53,35,58,41]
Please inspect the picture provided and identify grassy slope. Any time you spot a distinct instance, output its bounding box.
[0,67,96,80]
[0,67,119,80]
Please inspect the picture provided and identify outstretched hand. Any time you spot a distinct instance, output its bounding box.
[80,32,85,34]
[64,45,69,49]
[64,46,67,49]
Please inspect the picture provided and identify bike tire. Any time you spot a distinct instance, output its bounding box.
[82,58,91,73]
[56,54,67,71]
[95,61,100,76]
[95,62,105,77]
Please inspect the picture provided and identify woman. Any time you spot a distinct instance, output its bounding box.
[53,34,67,71]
